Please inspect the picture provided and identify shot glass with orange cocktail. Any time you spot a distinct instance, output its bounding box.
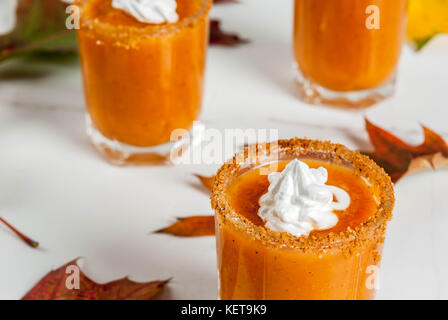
[293,0,408,108]
[212,139,394,299]
[76,0,212,164]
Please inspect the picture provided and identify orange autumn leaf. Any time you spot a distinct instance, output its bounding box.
[366,119,448,156]
[194,174,215,192]
[364,119,448,182]
[155,216,215,237]
[23,259,170,300]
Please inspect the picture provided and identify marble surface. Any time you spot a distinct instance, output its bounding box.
[1,0,448,300]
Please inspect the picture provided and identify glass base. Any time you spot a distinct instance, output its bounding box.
[85,115,204,166]
[293,63,396,109]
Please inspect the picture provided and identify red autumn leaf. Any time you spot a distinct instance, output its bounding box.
[0,217,39,248]
[209,19,249,46]
[194,174,215,192]
[155,216,215,237]
[363,118,448,182]
[23,259,170,300]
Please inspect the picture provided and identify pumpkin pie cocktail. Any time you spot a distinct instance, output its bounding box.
[76,0,211,164]
[293,0,408,108]
[212,139,394,299]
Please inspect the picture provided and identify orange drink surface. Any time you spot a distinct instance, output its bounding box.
[77,0,211,148]
[212,139,394,300]
[227,161,377,237]
[293,0,407,105]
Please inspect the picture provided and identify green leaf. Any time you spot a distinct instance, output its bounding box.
[0,0,77,63]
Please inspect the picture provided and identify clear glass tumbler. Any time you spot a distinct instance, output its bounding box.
[293,0,408,108]
[212,139,395,299]
[76,0,212,164]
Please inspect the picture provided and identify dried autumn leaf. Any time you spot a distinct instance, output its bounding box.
[402,153,448,180]
[23,259,170,300]
[363,119,448,182]
[432,152,448,168]
[0,0,77,62]
[366,119,448,157]
[209,19,249,46]
[0,216,39,248]
[155,216,215,237]
[194,174,215,192]
[407,0,448,50]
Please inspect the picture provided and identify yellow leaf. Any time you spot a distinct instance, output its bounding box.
[407,0,448,50]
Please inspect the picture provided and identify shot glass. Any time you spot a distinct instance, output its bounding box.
[212,139,394,299]
[76,0,212,164]
[293,0,408,108]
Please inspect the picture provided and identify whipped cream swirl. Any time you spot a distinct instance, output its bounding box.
[112,0,179,24]
[258,159,350,237]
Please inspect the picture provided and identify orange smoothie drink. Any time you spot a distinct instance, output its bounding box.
[212,139,394,299]
[76,0,211,164]
[293,0,408,108]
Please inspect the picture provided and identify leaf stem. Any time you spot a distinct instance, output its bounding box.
[0,29,74,63]
[0,217,39,248]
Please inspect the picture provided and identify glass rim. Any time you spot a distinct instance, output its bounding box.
[75,0,212,38]
[211,138,395,254]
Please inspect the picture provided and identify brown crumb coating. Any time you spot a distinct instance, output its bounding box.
[75,0,213,49]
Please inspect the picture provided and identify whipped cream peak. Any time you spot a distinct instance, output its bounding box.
[112,0,179,24]
[258,159,350,237]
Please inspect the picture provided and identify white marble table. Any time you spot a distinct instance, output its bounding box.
[1,0,448,300]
